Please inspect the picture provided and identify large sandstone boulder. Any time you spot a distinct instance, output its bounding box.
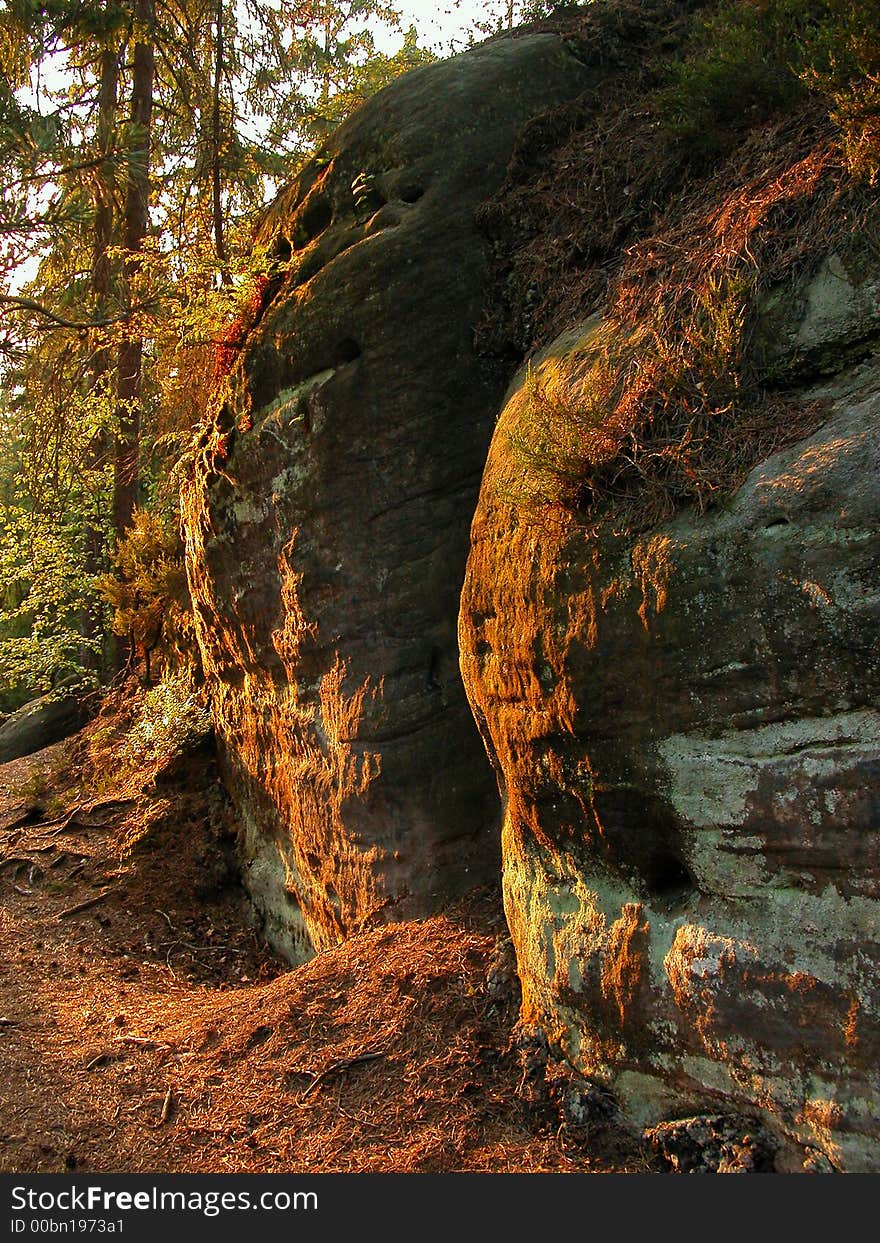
[459,257,880,1170]
[183,33,595,961]
[0,681,92,764]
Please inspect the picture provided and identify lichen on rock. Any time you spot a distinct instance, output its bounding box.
[459,260,880,1168]
[183,31,595,962]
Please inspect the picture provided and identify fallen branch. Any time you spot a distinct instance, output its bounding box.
[56,888,117,920]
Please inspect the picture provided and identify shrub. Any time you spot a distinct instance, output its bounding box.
[501,1,878,529]
[120,668,212,774]
[97,509,194,683]
[659,1,880,178]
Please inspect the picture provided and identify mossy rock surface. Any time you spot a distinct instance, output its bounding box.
[459,258,880,1169]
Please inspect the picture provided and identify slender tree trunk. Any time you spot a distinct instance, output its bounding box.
[83,40,118,673]
[114,0,154,541]
[92,48,117,338]
[322,16,331,108]
[212,0,231,285]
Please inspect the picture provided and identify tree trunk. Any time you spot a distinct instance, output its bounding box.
[114,0,155,540]
[83,39,118,673]
[212,0,231,285]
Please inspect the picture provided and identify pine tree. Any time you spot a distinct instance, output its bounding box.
[0,0,436,692]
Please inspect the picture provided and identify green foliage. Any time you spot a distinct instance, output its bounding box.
[659,1,880,177]
[0,445,107,707]
[119,667,212,773]
[448,0,560,48]
[0,318,118,703]
[0,0,437,703]
[257,3,435,151]
[97,509,193,681]
[799,0,880,181]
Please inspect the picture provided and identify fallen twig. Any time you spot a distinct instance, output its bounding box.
[163,938,245,956]
[85,1052,116,1072]
[298,1051,386,1103]
[113,1035,168,1050]
[56,888,117,920]
[158,1087,175,1125]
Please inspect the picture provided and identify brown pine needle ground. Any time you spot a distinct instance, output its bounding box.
[0,737,651,1175]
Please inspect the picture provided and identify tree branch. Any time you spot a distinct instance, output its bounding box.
[0,294,153,331]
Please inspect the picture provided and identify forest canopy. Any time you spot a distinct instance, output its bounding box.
[0,0,443,706]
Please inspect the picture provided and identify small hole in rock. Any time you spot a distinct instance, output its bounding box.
[273,234,292,264]
[644,850,694,899]
[400,183,425,203]
[295,194,332,246]
[336,338,361,365]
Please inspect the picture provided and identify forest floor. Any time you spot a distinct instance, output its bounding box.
[0,730,653,1175]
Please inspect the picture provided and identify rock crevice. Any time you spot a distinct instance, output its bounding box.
[184,33,595,962]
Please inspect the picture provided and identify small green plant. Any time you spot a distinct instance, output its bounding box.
[10,768,50,807]
[120,668,212,773]
[10,761,68,816]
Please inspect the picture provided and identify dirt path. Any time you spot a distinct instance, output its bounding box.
[0,740,651,1174]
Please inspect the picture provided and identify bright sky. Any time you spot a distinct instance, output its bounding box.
[389,1,515,53]
[5,0,521,293]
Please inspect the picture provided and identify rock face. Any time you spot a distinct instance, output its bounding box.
[459,261,880,1170]
[183,33,594,961]
[0,683,91,764]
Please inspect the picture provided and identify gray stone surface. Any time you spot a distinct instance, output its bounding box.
[184,32,595,962]
[0,686,90,764]
[459,268,880,1169]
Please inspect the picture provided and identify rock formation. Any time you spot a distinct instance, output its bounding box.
[183,0,880,1169]
[0,681,92,764]
[183,32,594,961]
[459,260,880,1170]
